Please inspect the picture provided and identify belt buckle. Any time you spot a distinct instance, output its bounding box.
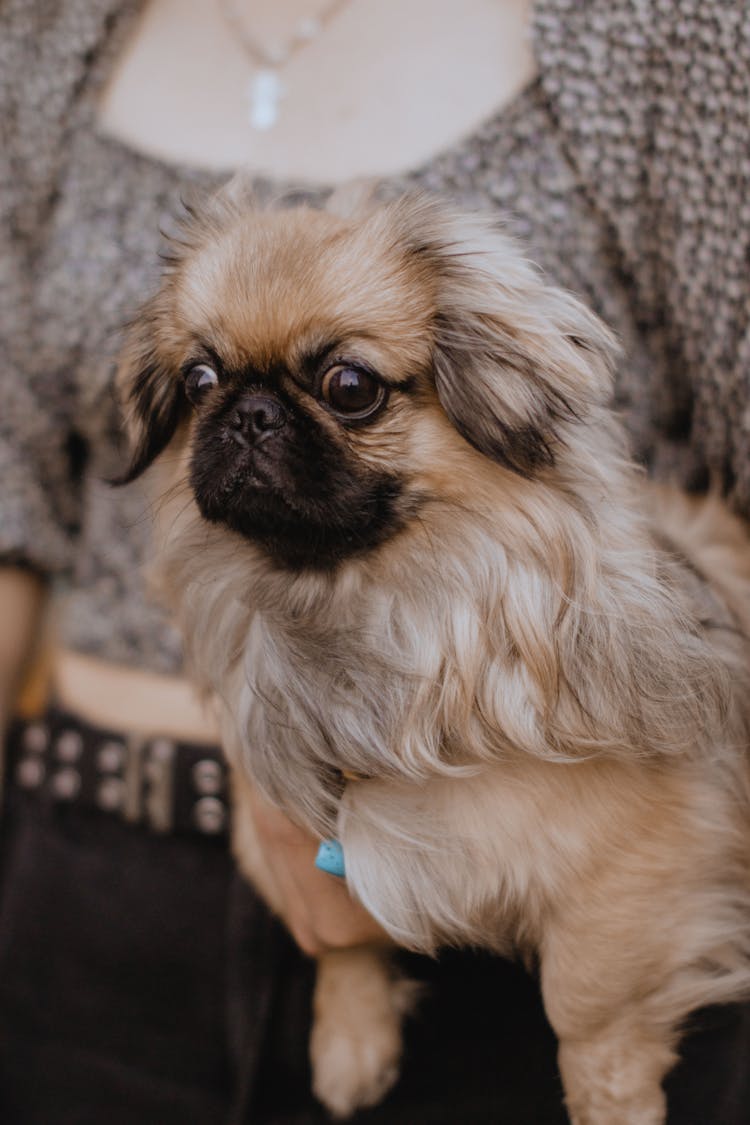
[122,735,176,833]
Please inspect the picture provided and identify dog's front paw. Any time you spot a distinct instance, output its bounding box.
[310,948,415,1118]
[311,1008,401,1118]
[559,1028,672,1125]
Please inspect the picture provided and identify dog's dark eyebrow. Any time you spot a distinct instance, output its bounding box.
[181,338,226,372]
[292,335,420,394]
[300,340,342,379]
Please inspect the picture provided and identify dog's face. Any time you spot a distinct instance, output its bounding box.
[118,190,616,570]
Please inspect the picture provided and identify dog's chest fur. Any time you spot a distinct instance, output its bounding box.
[231,603,589,950]
[160,490,750,959]
[182,547,641,954]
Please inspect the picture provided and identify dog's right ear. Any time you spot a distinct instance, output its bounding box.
[112,301,184,486]
[112,178,260,487]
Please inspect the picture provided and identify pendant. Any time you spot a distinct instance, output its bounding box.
[245,68,285,131]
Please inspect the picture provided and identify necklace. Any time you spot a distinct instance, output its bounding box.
[220,0,354,131]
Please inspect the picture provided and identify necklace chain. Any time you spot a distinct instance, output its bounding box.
[220,0,353,130]
[221,0,352,68]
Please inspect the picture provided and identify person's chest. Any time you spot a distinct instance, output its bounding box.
[97,0,537,182]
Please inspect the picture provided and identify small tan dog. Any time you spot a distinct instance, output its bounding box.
[118,186,750,1124]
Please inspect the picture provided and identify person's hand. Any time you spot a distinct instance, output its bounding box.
[244,782,388,958]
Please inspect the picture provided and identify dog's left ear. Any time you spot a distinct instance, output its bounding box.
[388,196,619,475]
[112,299,184,486]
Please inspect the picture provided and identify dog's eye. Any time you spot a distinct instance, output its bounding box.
[185,363,219,406]
[320,365,386,419]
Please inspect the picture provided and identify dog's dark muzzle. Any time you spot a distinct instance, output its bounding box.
[228,392,287,448]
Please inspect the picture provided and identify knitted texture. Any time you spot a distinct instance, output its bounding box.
[1,0,748,672]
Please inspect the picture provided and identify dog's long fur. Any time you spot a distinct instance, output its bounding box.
[118,188,750,1124]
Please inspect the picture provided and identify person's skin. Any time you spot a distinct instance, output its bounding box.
[4,0,536,957]
[99,0,537,181]
[241,781,391,957]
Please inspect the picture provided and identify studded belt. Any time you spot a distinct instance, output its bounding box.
[4,708,230,838]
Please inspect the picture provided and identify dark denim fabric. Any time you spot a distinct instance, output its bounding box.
[1,788,748,1125]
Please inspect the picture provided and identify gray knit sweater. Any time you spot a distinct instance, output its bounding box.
[1,0,748,673]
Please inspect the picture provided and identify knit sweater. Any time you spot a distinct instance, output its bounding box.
[1,0,748,673]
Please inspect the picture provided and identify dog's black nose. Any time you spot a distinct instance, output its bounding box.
[230,393,287,444]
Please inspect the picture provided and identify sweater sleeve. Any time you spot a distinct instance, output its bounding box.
[0,0,120,576]
[533,0,750,509]
[0,304,85,579]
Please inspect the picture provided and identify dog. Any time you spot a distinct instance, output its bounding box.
[117,185,750,1124]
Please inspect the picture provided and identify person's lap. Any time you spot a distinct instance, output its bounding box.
[1,786,748,1125]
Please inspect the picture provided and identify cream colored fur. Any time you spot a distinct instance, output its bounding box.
[120,191,750,1122]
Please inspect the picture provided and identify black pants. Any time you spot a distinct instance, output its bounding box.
[1,787,749,1124]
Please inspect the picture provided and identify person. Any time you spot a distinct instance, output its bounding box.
[1,1,749,1122]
